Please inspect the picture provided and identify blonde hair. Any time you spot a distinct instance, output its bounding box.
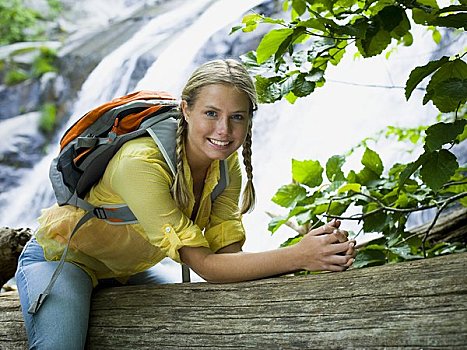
[172,59,257,214]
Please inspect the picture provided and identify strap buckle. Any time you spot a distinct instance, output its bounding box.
[93,207,107,219]
[28,293,48,314]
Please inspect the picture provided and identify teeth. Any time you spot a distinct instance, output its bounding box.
[210,139,230,146]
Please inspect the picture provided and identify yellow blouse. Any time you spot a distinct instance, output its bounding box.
[35,137,245,285]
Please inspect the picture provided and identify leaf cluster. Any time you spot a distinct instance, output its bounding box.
[270,118,466,267]
[233,0,467,269]
[1,46,58,86]
[0,0,62,46]
[233,0,467,106]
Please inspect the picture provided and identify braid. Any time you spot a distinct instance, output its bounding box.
[240,125,255,214]
[172,115,190,211]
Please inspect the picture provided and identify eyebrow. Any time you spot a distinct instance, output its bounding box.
[204,105,248,113]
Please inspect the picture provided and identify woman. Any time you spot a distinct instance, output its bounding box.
[16,59,356,349]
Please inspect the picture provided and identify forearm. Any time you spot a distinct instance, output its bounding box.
[180,220,356,283]
[180,245,302,283]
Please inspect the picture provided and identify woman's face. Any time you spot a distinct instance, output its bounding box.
[182,83,251,168]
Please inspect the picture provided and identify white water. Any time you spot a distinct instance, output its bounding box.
[1,0,464,281]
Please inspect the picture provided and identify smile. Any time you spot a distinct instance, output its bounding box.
[208,138,231,147]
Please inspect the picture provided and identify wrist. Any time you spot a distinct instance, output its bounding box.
[284,243,304,273]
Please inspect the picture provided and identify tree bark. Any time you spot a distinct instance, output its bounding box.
[413,207,467,244]
[1,252,466,349]
[0,228,32,288]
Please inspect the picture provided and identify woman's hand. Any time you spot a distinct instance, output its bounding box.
[294,219,356,272]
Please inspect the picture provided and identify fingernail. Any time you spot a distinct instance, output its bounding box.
[349,242,355,248]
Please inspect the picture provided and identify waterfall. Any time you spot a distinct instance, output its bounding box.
[0,0,259,227]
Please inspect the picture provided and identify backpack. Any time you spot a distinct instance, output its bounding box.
[28,90,229,314]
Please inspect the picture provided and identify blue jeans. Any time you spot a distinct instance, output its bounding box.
[15,238,177,349]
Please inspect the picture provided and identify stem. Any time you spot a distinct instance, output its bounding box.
[421,192,467,257]
[323,191,467,220]
[442,180,467,189]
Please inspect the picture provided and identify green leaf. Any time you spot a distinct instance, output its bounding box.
[353,248,386,268]
[389,245,421,260]
[280,234,303,247]
[230,25,243,34]
[328,41,347,65]
[405,56,449,100]
[272,183,307,208]
[431,14,467,30]
[363,209,388,233]
[268,215,289,233]
[361,147,383,176]
[297,18,326,31]
[338,183,362,194]
[420,149,459,191]
[412,0,439,25]
[257,28,294,64]
[430,78,467,112]
[378,5,404,32]
[425,119,467,152]
[424,58,467,112]
[326,155,346,182]
[292,73,316,97]
[356,167,380,185]
[327,201,350,216]
[241,13,261,32]
[431,29,441,44]
[292,159,323,188]
[285,91,298,104]
[355,22,391,57]
[398,152,430,189]
[292,0,307,16]
[255,75,282,104]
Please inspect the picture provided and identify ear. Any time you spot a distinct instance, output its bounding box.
[180,100,189,122]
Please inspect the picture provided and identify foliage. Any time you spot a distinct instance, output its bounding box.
[0,0,61,85]
[4,68,30,85]
[234,0,467,268]
[0,0,63,45]
[1,46,58,86]
[0,0,39,45]
[39,103,57,135]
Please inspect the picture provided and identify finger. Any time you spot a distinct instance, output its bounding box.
[324,230,349,244]
[345,241,357,256]
[308,223,334,236]
[326,254,353,266]
[327,240,355,254]
[331,219,341,228]
[332,228,349,243]
[323,263,347,272]
[344,257,355,267]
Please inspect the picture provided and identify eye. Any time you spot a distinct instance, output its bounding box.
[231,114,245,121]
[205,110,217,118]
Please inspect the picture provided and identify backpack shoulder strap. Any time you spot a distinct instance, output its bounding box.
[211,159,229,201]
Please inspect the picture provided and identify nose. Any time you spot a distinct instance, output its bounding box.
[216,116,231,136]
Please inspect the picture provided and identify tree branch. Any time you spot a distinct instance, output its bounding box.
[422,192,467,257]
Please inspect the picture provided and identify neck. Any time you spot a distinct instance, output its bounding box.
[185,145,211,183]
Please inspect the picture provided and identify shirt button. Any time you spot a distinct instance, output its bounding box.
[165,227,171,233]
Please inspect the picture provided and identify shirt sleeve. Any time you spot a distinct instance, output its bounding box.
[107,138,210,263]
[204,152,246,252]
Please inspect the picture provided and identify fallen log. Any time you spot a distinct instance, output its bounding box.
[0,228,32,289]
[1,252,466,349]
